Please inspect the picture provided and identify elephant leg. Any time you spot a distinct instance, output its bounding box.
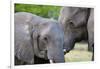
[92,44,94,61]
[34,55,50,64]
[88,43,93,51]
[88,38,94,61]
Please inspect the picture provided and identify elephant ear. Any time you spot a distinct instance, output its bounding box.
[15,39,34,64]
[15,12,34,64]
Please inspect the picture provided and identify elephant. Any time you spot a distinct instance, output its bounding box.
[58,7,94,60]
[15,12,65,65]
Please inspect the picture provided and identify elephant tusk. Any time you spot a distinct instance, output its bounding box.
[49,59,54,63]
[63,49,66,52]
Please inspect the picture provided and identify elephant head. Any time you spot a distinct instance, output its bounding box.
[58,7,90,53]
[15,12,65,65]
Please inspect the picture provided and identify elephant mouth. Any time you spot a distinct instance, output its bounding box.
[63,49,70,54]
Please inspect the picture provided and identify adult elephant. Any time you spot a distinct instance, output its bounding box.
[58,7,94,60]
[15,12,65,65]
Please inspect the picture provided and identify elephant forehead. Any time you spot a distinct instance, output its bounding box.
[40,25,51,36]
[41,24,64,40]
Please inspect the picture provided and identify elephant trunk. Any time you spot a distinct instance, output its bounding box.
[63,36,75,54]
[47,41,65,63]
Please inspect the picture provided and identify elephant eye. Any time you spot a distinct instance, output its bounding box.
[43,37,48,43]
[44,37,47,41]
[70,21,74,26]
[69,21,75,28]
[67,19,74,27]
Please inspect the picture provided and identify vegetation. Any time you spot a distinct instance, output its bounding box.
[15,4,61,20]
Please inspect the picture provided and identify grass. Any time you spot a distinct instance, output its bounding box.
[64,43,92,62]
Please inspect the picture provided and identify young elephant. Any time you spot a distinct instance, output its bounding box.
[15,12,65,65]
[58,7,94,60]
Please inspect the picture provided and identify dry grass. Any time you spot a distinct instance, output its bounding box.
[64,43,92,62]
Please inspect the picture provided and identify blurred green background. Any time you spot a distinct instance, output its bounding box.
[15,4,61,20]
[15,4,92,62]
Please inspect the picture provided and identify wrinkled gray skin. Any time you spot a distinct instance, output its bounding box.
[58,7,94,60]
[15,12,64,65]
